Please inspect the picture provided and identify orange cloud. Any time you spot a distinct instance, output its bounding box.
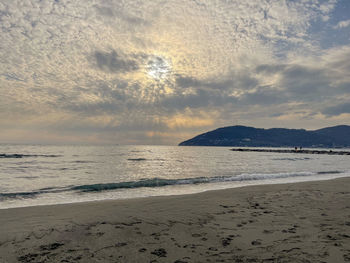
[165,114,214,129]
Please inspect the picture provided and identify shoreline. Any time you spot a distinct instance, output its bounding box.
[1,173,348,210]
[1,177,349,262]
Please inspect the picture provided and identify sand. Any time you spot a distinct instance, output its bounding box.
[0,178,350,263]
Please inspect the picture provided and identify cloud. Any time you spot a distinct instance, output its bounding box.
[334,19,350,29]
[240,86,287,105]
[280,65,332,100]
[93,50,139,73]
[0,0,349,144]
[322,103,350,116]
[165,113,214,129]
[254,47,350,104]
[94,4,150,26]
[2,73,26,82]
[255,64,287,74]
[158,88,239,111]
[175,76,235,90]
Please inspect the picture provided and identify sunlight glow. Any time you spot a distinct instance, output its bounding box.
[146,56,171,80]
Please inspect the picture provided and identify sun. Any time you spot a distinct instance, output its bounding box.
[146,56,171,80]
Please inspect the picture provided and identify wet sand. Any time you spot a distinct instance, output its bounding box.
[0,178,350,262]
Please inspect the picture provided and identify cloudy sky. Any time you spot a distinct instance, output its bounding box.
[0,0,349,145]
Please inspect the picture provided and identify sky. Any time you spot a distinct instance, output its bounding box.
[0,0,350,145]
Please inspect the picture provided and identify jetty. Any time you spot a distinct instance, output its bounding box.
[230,148,350,155]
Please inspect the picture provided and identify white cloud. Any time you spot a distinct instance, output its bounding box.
[334,19,350,29]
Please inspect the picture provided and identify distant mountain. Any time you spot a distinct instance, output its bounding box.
[178,125,350,147]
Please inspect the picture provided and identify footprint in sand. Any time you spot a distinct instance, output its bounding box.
[40,242,64,251]
[221,237,232,247]
[251,240,262,246]
[151,248,167,257]
[115,242,127,247]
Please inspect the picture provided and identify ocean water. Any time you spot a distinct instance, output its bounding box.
[0,144,349,209]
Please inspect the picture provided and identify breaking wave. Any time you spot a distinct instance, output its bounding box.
[1,170,345,200]
[272,157,311,161]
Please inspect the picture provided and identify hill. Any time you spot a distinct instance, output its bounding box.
[178,125,350,147]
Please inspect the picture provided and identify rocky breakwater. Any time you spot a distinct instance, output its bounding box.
[230,148,350,155]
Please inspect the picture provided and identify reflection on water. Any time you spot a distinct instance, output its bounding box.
[0,145,349,208]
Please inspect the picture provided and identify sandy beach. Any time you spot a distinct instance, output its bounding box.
[0,178,349,263]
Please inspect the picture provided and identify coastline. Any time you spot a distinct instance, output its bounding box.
[1,177,349,262]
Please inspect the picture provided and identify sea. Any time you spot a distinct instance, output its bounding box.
[1,144,350,209]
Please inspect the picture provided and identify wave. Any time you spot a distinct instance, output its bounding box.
[127,158,147,161]
[1,170,346,200]
[59,170,343,192]
[317,170,342,174]
[0,186,69,201]
[0,191,42,199]
[0,153,61,158]
[72,160,95,164]
[272,157,311,161]
[15,176,39,179]
[127,158,166,162]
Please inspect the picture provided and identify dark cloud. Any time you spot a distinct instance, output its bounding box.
[159,89,237,111]
[255,64,287,74]
[241,86,287,105]
[95,6,114,17]
[175,75,235,90]
[2,73,26,82]
[175,72,259,102]
[283,67,327,90]
[63,82,140,115]
[338,82,350,92]
[93,50,139,73]
[322,102,350,116]
[176,76,203,88]
[281,65,337,102]
[94,4,150,26]
[170,73,286,111]
[256,63,342,103]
